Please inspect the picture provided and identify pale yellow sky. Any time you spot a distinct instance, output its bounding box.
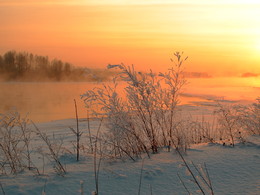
[0,0,260,76]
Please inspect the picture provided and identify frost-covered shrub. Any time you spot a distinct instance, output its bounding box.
[236,98,260,135]
[82,52,188,159]
[188,117,218,144]
[214,103,241,147]
[213,99,260,147]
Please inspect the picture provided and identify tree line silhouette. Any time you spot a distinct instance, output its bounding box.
[0,51,113,81]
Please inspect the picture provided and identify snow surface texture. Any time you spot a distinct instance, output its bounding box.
[1,118,259,195]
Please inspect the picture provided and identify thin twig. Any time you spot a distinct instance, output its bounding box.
[204,163,214,195]
[0,181,5,195]
[176,149,205,195]
[138,158,145,195]
[191,161,211,189]
[149,184,153,195]
[87,110,93,153]
[94,117,103,195]
[74,99,81,161]
[177,172,191,195]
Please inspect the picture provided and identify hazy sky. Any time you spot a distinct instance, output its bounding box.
[1,0,260,76]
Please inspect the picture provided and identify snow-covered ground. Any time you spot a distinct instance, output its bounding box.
[0,116,259,195]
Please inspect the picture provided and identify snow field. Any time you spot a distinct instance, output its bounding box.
[1,117,259,195]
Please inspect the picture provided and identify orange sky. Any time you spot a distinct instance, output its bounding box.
[0,0,260,76]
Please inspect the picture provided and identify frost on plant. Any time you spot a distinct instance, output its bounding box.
[214,97,260,146]
[81,52,188,159]
[237,97,260,135]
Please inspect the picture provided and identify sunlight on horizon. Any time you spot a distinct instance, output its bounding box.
[2,0,260,6]
[0,0,259,76]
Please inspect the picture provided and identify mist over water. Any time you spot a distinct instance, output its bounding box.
[182,77,260,105]
[0,77,259,122]
[0,82,99,122]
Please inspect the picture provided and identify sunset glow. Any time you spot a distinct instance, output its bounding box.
[1,2,260,194]
[0,0,260,76]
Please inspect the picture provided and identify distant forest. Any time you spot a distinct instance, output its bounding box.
[0,51,115,82]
